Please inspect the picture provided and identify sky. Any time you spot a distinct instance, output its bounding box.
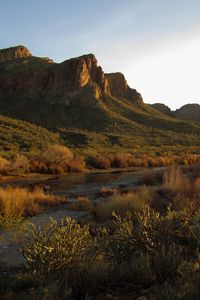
[1,0,200,109]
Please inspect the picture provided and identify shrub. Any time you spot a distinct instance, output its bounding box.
[21,217,93,287]
[43,144,73,163]
[89,156,111,169]
[30,144,85,174]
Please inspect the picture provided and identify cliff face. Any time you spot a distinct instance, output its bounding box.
[7,46,194,135]
[0,46,142,104]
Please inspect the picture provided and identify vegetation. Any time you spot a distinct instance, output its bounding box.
[0,186,66,218]
[0,115,61,158]
[0,165,200,299]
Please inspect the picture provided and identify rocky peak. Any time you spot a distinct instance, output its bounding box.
[60,54,110,95]
[0,45,32,63]
[105,72,128,97]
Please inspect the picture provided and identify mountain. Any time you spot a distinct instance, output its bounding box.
[151,103,174,117]
[1,45,200,154]
[174,104,200,122]
[151,103,200,123]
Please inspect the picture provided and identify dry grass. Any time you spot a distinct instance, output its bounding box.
[0,186,65,217]
[95,186,152,222]
[68,196,94,212]
[163,166,192,194]
[0,157,10,175]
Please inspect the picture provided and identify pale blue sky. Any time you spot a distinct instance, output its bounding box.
[1,0,200,109]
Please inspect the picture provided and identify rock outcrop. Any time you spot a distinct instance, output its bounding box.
[0,45,32,62]
[0,46,143,118]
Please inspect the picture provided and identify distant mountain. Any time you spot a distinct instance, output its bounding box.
[174,104,200,122]
[151,103,174,117]
[1,45,200,153]
[151,103,200,123]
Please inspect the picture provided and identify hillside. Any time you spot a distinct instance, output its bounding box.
[0,114,61,157]
[1,45,200,154]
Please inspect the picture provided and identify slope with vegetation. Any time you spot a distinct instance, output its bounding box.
[0,114,61,157]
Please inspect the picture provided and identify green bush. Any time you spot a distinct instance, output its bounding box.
[21,217,92,286]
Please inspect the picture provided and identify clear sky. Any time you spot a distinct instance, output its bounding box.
[1,0,200,109]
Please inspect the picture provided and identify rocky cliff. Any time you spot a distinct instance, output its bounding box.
[0,45,145,130]
[1,45,199,139]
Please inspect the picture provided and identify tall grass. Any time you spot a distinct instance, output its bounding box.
[0,187,64,217]
[95,187,152,222]
[163,165,192,194]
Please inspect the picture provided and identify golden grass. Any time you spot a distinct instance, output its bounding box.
[0,157,10,175]
[68,196,94,212]
[95,186,152,222]
[0,186,65,217]
[163,166,192,194]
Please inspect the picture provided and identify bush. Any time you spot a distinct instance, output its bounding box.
[21,218,93,287]
[30,144,85,174]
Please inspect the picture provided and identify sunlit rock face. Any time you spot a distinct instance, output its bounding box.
[0,45,143,129]
[0,45,32,62]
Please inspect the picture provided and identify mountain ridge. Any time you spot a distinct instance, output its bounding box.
[0,45,200,154]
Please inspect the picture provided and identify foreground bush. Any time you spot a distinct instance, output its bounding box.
[20,206,200,300]
[0,187,64,217]
[21,217,97,299]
